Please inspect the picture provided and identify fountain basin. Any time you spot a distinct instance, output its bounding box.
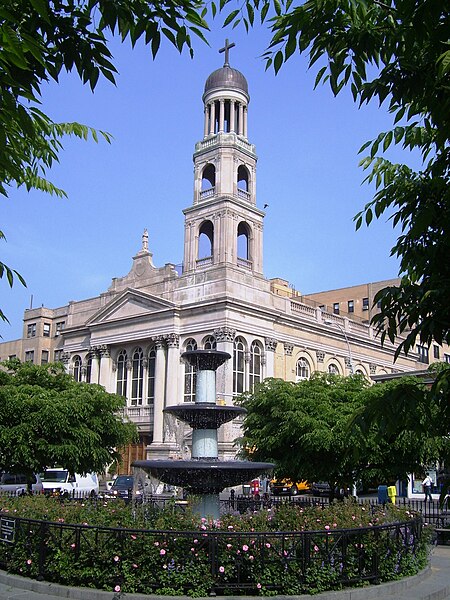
[164,403,246,429]
[133,459,273,494]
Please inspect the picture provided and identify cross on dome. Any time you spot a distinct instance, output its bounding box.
[219,39,235,67]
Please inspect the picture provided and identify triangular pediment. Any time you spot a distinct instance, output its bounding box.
[86,289,175,326]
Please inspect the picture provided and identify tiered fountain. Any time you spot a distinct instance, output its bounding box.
[133,350,273,518]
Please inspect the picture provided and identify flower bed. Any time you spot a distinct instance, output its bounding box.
[0,496,429,596]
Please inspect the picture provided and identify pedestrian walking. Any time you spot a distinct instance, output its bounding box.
[422,475,433,502]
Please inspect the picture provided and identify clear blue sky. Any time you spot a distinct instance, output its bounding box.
[1,21,413,340]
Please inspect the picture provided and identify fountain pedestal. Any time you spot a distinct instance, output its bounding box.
[133,350,273,519]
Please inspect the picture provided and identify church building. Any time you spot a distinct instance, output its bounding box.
[0,43,433,472]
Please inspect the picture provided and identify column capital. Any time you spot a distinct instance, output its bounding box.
[155,335,166,350]
[284,342,294,356]
[214,327,236,342]
[165,333,180,348]
[264,337,278,352]
[316,350,325,363]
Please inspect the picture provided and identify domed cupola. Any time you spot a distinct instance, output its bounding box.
[203,66,249,97]
[201,39,250,139]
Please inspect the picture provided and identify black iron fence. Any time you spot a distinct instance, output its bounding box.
[0,513,424,595]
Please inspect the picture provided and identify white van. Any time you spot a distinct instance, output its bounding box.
[40,469,99,497]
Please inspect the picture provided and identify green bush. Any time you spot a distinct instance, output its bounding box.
[0,496,429,596]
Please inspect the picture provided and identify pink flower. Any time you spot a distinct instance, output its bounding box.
[333,523,337,528]
[114,585,121,592]
[325,525,330,530]
[256,583,262,589]
[131,535,137,540]
[242,544,249,551]
[219,566,225,573]
[265,542,271,548]
[227,543,232,549]
[26,559,32,565]
[154,541,160,546]
[70,543,76,549]
[249,555,254,561]
[160,549,166,555]
[132,563,138,569]
[228,525,233,530]
[114,555,120,562]
[314,545,319,553]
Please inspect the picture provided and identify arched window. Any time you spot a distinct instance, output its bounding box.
[131,347,144,406]
[237,165,249,193]
[233,337,246,395]
[116,350,128,397]
[184,339,198,402]
[201,164,215,198]
[86,356,92,383]
[147,347,156,405]
[203,335,216,350]
[249,341,262,390]
[296,357,310,381]
[237,222,250,262]
[73,355,82,382]
[198,220,214,260]
[328,363,340,375]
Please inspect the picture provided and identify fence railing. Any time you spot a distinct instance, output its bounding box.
[0,512,423,595]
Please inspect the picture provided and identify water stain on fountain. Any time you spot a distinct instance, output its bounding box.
[132,350,274,518]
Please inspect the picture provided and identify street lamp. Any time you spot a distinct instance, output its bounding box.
[324,319,354,375]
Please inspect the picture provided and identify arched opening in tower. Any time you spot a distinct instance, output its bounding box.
[198,220,214,260]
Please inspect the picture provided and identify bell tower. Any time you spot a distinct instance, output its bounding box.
[183,41,265,276]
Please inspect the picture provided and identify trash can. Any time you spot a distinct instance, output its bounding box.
[378,485,388,504]
[387,485,396,505]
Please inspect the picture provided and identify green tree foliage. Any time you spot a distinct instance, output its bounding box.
[352,364,450,500]
[0,0,210,315]
[0,360,137,483]
[237,374,445,491]
[219,0,450,359]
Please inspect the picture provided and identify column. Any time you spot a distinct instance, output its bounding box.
[230,100,236,133]
[243,105,248,138]
[213,327,236,404]
[238,103,244,135]
[264,337,278,377]
[165,333,180,407]
[210,101,216,135]
[219,99,225,132]
[98,346,111,390]
[152,337,167,443]
[89,347,100,384]
[203,105,209,138]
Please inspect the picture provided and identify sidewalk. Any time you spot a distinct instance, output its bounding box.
[0,546,449,600]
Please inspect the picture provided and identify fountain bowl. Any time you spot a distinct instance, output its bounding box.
[133,459,273,494]
[181,349,231,370]
[164,403,246,429]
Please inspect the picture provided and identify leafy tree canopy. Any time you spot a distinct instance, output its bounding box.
[0,360,137,480]
[237,374,446,491]
[219,0,450,359]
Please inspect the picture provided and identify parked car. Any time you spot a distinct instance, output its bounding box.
[107,475,135,501]
[311,481,349,499]
[40,469,99,497]
[270,478,310,496]
[0,472,43,495]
